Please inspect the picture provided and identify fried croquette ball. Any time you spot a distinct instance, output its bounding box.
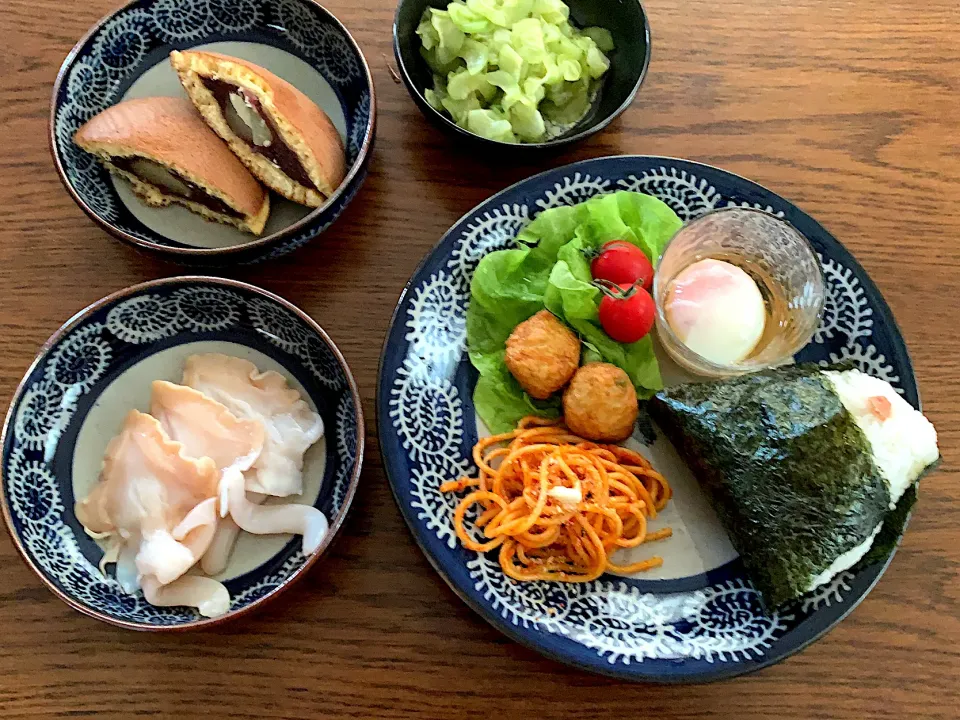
[563,363,639,442]
[505,310,581,400]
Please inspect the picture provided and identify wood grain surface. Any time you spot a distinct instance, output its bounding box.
[1,0,958,717]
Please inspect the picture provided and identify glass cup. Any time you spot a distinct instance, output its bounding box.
[653,207,825,378]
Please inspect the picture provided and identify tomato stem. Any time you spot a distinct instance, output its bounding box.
[593,279,643,300]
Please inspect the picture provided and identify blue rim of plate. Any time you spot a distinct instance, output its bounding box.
[376,155,918,682]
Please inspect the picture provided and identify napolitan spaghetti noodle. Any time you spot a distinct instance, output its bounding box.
[440,417,673,583]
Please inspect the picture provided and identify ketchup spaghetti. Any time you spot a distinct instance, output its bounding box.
[440,417,673,582]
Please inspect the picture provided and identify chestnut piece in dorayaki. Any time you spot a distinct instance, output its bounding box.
[171,50,347,208]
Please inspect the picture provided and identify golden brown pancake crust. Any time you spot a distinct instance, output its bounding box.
[73,96,269,234]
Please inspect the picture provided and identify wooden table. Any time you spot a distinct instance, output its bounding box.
[2,0,958,716]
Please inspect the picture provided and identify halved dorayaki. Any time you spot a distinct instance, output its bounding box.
[170,50,347,208]
[74,97,270,235]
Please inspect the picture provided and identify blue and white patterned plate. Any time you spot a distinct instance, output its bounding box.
[1,277,364,629]
[51,0,375,265]
[377,156,917,682]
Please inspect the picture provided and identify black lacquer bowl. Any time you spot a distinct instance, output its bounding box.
[393,0,651,152]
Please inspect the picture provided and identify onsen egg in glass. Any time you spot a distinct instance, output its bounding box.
[653,207,825,378]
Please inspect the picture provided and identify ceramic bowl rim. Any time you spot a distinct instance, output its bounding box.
[0,275,366,631]
[48,0,377,259]
[391,0,652,150]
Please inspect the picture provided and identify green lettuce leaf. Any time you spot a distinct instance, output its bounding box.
[467,247,545,376]
[466,191,681,432]
[474,365,562,433]
[571,191,684,258]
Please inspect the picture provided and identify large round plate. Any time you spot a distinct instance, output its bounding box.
[377,156,916,682]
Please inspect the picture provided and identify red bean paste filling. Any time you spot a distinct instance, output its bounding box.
[112,157,244,218]
[202,78,318,191]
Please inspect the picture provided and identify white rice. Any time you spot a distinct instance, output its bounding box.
[823,369,939,508]
[806,523,882,591]
[805,369,940,591]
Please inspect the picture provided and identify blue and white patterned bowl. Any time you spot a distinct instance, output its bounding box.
[377,156,918,681]
[1,277,364,630]
[50,0,376,265]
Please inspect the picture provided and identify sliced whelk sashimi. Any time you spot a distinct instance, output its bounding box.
[173,496,219,560]
[141,574,230,618]
[150,380,265,479]
[75,410,221,591]
[201,516,243,576]
[152,377,327,559]
[221,470,328,555]
[200,492,265,576]
[151,380,268,576]
[182,353,324,498]
[115,543,140,593]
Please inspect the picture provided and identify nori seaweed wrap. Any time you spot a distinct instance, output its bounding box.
[649,364,938,608]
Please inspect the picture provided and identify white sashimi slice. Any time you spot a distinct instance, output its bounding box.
[201,517,243,576]
[136,529,197,585]
[173,496,219,539]
[141,575,230,619]
[182,354,324,498]
[222,470,328,555]
[115,544,140,594]
[76,410,220,591]
[201,492,266,576]
[173,497,219,561]
[151,377,327,565]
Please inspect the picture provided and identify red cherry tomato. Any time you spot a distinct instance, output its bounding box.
[590,241,655,290]
[598,283,656,344]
